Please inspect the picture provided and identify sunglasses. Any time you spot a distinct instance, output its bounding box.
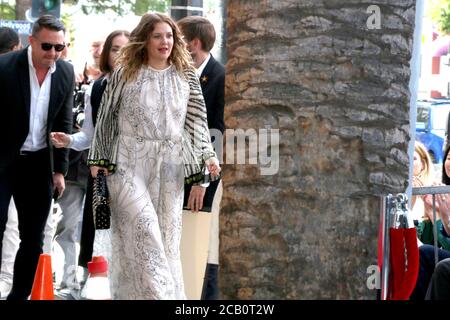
[34,36,65,52]
[41,42,66,52]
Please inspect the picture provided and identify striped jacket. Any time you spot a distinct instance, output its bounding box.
[87,65,216,184]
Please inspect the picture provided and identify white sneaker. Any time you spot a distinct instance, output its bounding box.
[76,267,88,287]
[70,288,81,300]
[54,287,81,300]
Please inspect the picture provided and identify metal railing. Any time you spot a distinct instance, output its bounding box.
[412,185,450,264]
[380,195,391,301]
[380,185,450,300]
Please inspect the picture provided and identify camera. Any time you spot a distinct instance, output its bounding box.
[72,84,89,131]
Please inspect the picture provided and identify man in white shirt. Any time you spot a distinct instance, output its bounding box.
[0,15,74,300]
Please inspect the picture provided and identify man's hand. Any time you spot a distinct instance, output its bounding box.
[188,185,206,212]
[53,172,65,199]
[50,132,71,148]
[205,157,221,178]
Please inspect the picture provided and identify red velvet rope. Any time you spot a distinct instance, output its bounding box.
[393,228,419,299]
[389,228,405,299]
[388,228,419,300]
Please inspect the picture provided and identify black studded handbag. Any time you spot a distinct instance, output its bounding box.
[93,170,111,230]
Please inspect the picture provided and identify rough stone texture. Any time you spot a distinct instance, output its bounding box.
[221,0,415,299]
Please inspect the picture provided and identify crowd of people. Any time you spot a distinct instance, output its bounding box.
[410,141,450,299]
[1,11,449,301]
[0,12,224,300]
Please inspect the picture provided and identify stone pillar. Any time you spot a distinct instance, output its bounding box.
[217,0,227,64]
[222,0,416,299]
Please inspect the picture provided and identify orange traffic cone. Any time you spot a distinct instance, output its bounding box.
[30,253,54,300]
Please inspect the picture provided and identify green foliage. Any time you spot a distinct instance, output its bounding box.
[61,12,75,43]
[428,0,450,34]
[440,2,450,33]
[0,1,15,20]
[134,0,168,15]
[66,0,169,16]
[80,0,128,15]
[428,0,448,20]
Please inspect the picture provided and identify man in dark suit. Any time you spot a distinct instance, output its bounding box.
[0,15,74,300]
[178,16,225,300]
[426,258,450,299]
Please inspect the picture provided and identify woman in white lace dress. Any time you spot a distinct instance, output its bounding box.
[88,13,221,299]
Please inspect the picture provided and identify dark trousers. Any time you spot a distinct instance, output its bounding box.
[78,174,94,268]
[426,258,450,300]
[410,244,450,300]
[201,263,219,300]
[0,149,53,300]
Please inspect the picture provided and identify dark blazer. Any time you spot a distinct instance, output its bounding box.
[0,47,74,175]
[184,55,225,211]
[201,55,225,135]
[91,75,108,127]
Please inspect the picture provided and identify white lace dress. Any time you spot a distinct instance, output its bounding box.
[105,65,189,299]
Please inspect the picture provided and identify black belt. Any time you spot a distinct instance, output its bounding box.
[18,148,48,156]
[19,150,33,156]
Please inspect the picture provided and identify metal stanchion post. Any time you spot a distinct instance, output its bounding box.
[431,193,439,266]
[381,194,392,300]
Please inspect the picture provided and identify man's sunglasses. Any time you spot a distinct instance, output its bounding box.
[34,37,65,52]
[40,42,66,52]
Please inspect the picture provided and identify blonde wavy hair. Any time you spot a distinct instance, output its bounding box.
[414,141,435,185]
[117,12,194,81]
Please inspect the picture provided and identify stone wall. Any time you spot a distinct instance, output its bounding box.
[221,0,416,299]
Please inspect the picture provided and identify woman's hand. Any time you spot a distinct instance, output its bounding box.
[436,193,450,234]
[50,132,71,148]
[412,176,425,208]
[90,166,109,178]
[419,180,444,222]
[205,157,221,178]
[413,175,424,188]
[424,194,441,221]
